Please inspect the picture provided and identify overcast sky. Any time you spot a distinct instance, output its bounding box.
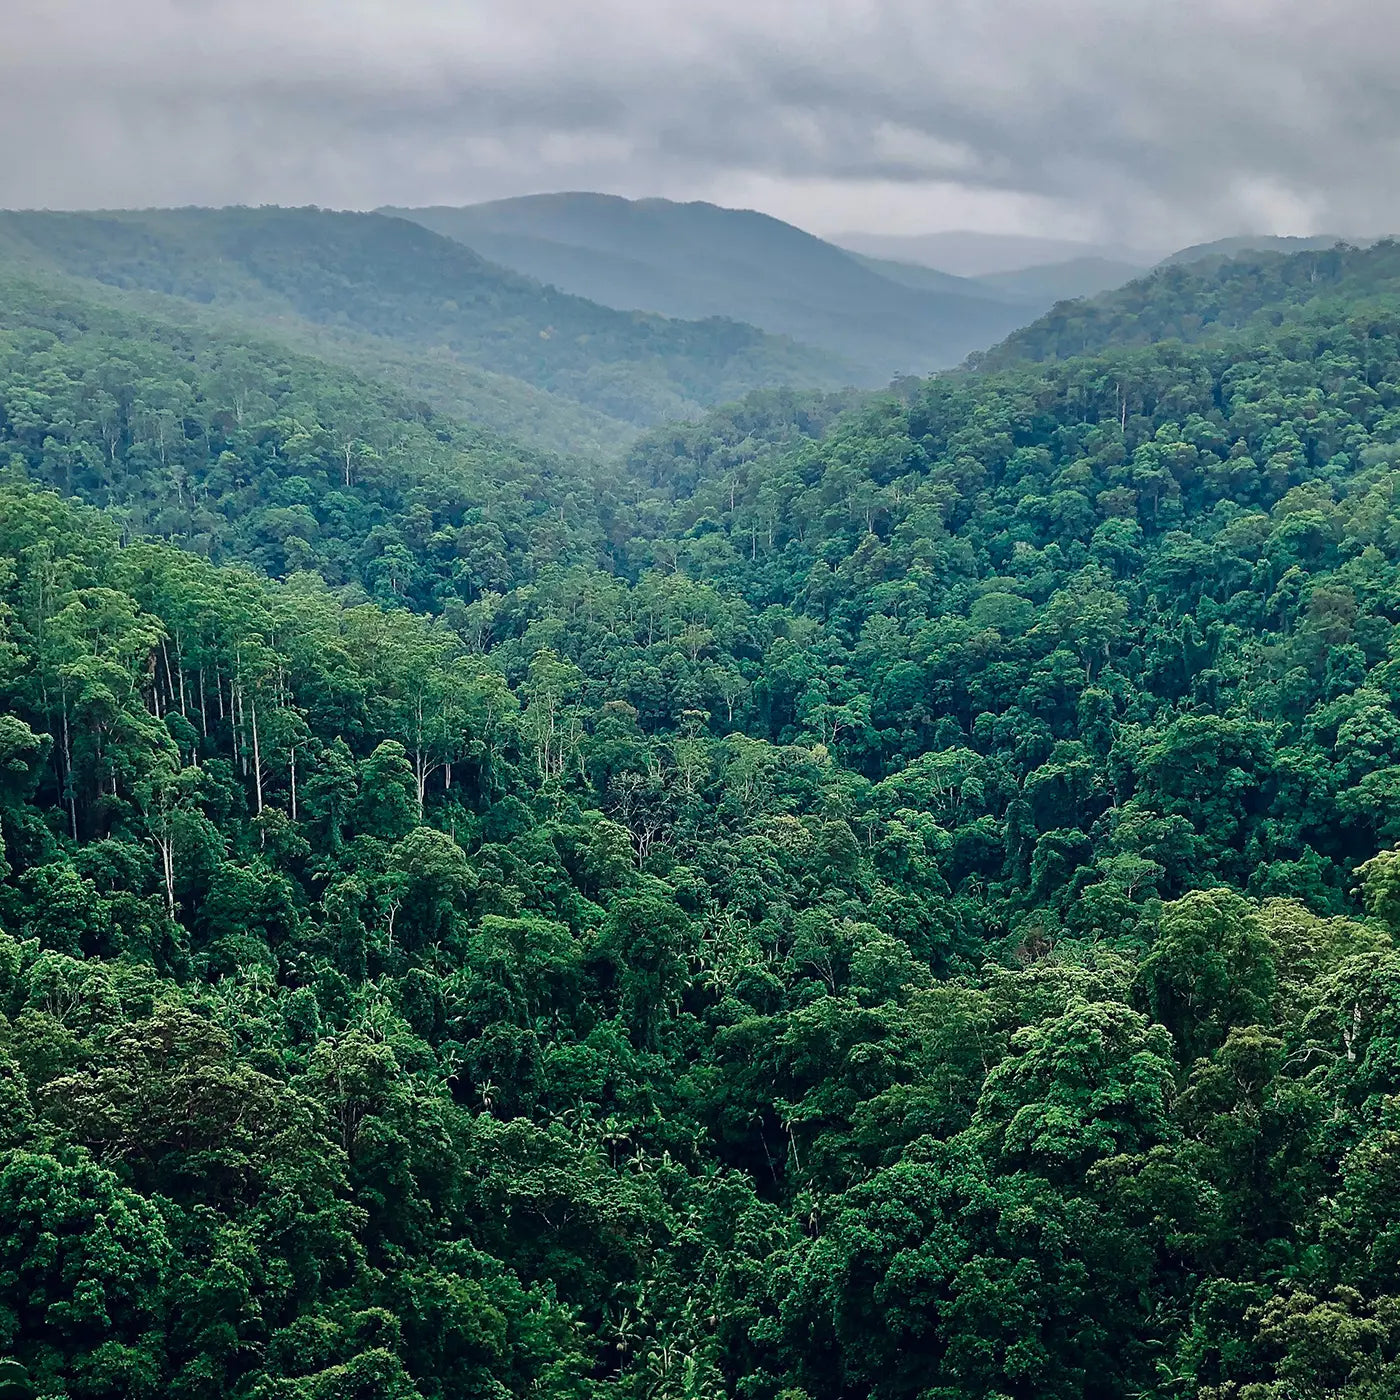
[4,0,1398,246]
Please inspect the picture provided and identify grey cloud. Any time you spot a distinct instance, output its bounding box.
[3,0,1399,244]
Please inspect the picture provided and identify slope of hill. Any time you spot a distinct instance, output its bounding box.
[974,254,1145,302]
[830,227,1158,276]
[0,206,848,429]
[386,194,1036,381]
[976,237,1400,369]
[1160,232,1354,266]
[0,254,644,459]
[10,224,1400,1400]
[843,250,1017,299]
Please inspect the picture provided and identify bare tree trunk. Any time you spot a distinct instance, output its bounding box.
[175,635,188,717]
[160,638,178,716]
[62,696,76,839]
[234,680,246,774]
[249,689,263,815]
[156,833,175,914]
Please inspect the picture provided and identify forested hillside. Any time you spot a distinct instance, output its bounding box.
[0,275,632,598]
[979,237,1399,369]
[7,238,1400,1400]
[0,208,846,430]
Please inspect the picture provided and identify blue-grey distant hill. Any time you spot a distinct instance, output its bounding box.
[383,194,1040,383]
[829,228,1159,278]
[831,229,1369,318]
[973,256,1149,303]
[841,252,1023,300]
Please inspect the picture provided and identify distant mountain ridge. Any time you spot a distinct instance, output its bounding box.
[973,256,1150,303]
[4,199,1361,463]
[384,194,1039,382]
[841,252,1018,300]
[832,227,1379,328]
[829,228,1160,277]
[1160,233,1359,266]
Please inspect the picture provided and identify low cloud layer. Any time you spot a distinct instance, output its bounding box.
[5,0,1397,244]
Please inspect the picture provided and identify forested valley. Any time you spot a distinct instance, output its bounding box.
[6,224,1400,1400]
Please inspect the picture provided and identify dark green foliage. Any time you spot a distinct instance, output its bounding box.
[7,237,1400,1400]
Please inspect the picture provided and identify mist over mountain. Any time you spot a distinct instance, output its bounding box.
[387,194,1038,381]
[972,255,1149,303]
[829,228,1160,277]
[840,252,1018,299]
